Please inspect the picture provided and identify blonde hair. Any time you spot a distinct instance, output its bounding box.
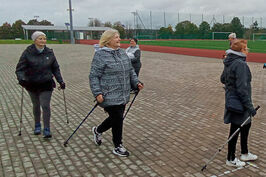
[99,29,119,47]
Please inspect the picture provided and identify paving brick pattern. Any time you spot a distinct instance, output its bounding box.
[0,44,265,177]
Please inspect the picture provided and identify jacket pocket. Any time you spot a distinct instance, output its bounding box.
[226,91,244,113]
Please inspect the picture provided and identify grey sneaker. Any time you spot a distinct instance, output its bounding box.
[92,126,102,145]
[113,144,130,157]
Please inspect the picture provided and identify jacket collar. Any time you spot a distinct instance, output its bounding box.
[225,49,246,57]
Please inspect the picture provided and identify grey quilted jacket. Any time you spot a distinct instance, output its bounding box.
[89,45,139,108]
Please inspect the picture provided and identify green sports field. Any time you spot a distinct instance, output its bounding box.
[122,40,266,53]
[2,39,266,53]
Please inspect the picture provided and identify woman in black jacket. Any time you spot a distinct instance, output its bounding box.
[221,39,257,167]
[15,31,65,138]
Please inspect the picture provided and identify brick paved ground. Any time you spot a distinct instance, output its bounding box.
[0,44,265,177]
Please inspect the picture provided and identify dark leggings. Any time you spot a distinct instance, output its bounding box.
[28,91,52,129]
[97,105,125,148]
[227,122,251,161]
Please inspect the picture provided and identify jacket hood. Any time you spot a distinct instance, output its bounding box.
[225,49,246,57]
[223,49,246,66]
[93,44,120,52]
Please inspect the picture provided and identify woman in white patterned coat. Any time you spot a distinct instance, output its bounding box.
[89,29,144,157]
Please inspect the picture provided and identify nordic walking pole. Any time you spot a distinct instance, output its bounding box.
[18,87,24,136]
[64,103,98,147]
[201,105,260,171]
[59,87,68,124]
[123,90,139,120]
[63,89,69,124]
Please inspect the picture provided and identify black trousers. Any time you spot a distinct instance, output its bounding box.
[227,122,251,161]
[97,105,126,148]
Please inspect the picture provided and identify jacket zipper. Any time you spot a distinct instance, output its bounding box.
[116,52,127,103]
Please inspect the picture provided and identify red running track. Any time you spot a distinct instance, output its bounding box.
[77,40,266,63]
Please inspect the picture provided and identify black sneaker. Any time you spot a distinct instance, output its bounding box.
[92,126,102,145]
[113,144,130,157]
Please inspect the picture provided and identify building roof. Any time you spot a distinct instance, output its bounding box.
[22,25,112,31]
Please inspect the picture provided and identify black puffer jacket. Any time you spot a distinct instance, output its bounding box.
[220,49,254,125]
[15,44,63,92]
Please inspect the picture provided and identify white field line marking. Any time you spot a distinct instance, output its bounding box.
[209,163,259,177]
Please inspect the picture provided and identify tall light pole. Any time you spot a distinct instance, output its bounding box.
[68,0,75,44]
[34,16,39,24]
[65,22,70,40]
[88,18,94,27]
[34,16,39,20]
[131,12,136,37]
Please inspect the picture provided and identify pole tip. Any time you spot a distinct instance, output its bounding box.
[63,142,68,147]
[201,165,207,171]
[18,131,21,136]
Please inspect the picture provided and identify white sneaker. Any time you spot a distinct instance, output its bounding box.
[240,152,258,161]
[226,158,246,167]
[113,144,130,157]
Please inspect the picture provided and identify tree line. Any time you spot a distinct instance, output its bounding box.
[1,17,265,40]
[0,19,53,39]
[0,18,130,40]
[158,17,266,39]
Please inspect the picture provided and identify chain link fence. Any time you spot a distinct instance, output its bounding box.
[116,10,266,39]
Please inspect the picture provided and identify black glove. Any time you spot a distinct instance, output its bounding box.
[249,108,257,117]
[19,80,28,87]
[60,82,66,89]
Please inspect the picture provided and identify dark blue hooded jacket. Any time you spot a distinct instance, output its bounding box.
[220,49,254,125]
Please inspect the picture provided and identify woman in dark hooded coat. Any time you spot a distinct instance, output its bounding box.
[221,39,258,167]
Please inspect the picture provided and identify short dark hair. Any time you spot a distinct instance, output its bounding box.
[131,38,138,44]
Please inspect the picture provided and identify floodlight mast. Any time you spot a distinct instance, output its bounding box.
[68,0,75,44]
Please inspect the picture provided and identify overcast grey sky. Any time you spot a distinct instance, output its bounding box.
[0,0,265,28]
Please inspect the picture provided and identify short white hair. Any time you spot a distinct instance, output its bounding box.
[31,31,46,41]
[228,33,236,39]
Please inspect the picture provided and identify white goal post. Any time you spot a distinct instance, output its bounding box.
[252,33,266,41]
[212,32,233,40]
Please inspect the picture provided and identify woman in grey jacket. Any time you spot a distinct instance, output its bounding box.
[15,31,65,138]
[126,38,141,76]
[89,29,144,157]
[221,39,257,167]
